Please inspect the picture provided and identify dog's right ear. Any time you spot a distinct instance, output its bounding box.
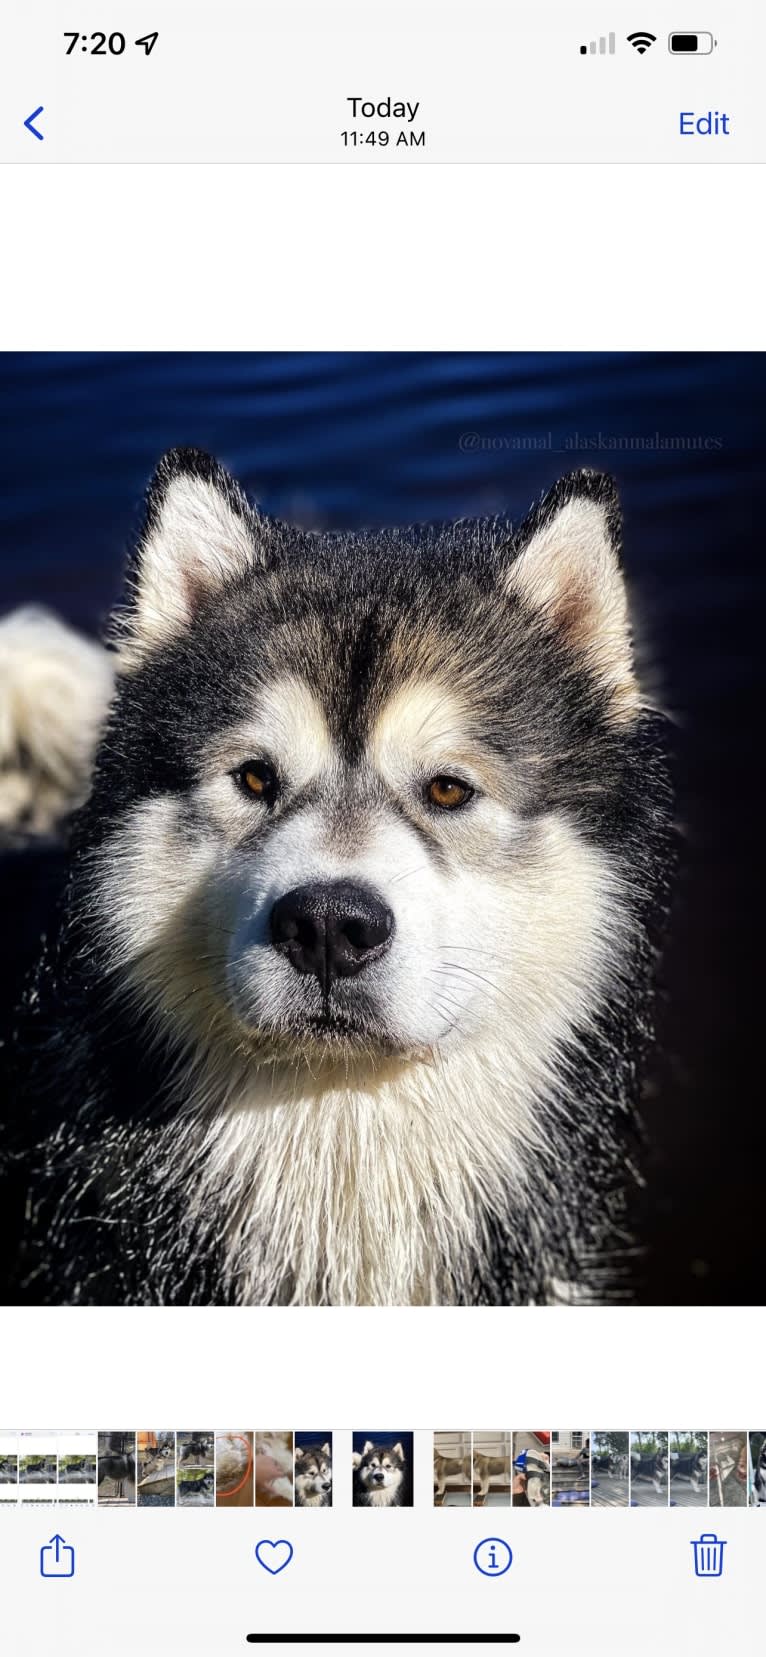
[362,1441,374,1455]
[118,448,261,669]
[293,1446,302,1465]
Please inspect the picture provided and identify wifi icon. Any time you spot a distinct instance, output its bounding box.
[627,30,657,53]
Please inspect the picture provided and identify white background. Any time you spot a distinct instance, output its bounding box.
[2,164,762,351]
[1,161,763,1434]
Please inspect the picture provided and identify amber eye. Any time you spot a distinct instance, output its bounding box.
[426,775,474,811]
[238,759,278,805]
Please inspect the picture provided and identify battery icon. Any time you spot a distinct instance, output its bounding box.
[668,32,716,52]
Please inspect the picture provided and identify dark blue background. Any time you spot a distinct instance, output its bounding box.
[1,352,762,1303]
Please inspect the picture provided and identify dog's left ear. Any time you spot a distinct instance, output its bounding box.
[119,448,261,668]
[391,1442,404,1459]
[321,1442,331,1456]
[505,472,638,722]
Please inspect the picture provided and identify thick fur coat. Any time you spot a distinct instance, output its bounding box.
[0,450,673,1306]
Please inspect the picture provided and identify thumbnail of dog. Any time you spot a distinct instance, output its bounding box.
[473,1451,510,1505]
[433,1448,471,1504]
[294,1441,333,1507]
[353,1440,408,1508]
[255,1432,293,1505]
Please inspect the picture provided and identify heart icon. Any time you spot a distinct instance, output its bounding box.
[255,1539,294,1575]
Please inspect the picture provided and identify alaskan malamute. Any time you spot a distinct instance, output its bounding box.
[353,1441,407,1508]
[0,449,673,1306]
[473,1452,510,1505]
[433,1449,471,1503]
[294,1442,333,1507]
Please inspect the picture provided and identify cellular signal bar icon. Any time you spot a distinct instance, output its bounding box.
[580,33,616,54]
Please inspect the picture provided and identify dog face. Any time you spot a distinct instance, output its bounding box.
[294,1442,332,1502]
[86,450,639,1081]
[355,1440,405,1494]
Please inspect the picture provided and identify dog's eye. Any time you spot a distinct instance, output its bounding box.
[237,759,278,805]
[426,775,474,811]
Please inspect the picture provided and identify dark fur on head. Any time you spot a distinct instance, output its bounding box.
[0,450,674,1306]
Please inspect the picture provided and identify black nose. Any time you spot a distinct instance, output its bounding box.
[270,880,394,990]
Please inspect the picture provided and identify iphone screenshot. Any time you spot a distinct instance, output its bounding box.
[0,2,763,1653]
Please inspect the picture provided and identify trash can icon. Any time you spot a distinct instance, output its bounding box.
[691,1533,726,1578]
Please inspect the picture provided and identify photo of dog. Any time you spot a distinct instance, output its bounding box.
[294,1435,332,1507]
[472,1432,511,1507]
[58,1450,97,1486]
[353,1434,413,1508]
[0,453,673,1310]
[433,1431,472,1507]
[137,1431,175,1508]
[0,351,762,1308]
[19,1451,57,1485]
[255,1432,293,1507]
[512,1432,550,1507]
[591,1432,629,1508]
[97,1431,136,1506]
[551,1432,590,1508]
[668,1431,707,1507]
[176,1431,214,1507]
[629,1432,668,1507]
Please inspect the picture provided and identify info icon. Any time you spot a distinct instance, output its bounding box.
[473,1537,513,1577]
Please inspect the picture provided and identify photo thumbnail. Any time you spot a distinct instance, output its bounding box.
[512,1432,550,1507]
[591,1433,629,1508]
[176,1432,214,1507]
[630,1433,668,1508]
[57,1433,98,1504]
[137,1431,176,1508]
[353,1434,413,1508]
[710,1431,748,1508]
[551,1431,590,1508]
[215,1432,254,1508]
[433,1431,472,1507]
[294,1433,333,1508]
[255,1432,293,1507]
[472,1431,511,1507]
[97,1432,136,1507]
[669,1432,708,1507]
[18,1432,57,1501]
